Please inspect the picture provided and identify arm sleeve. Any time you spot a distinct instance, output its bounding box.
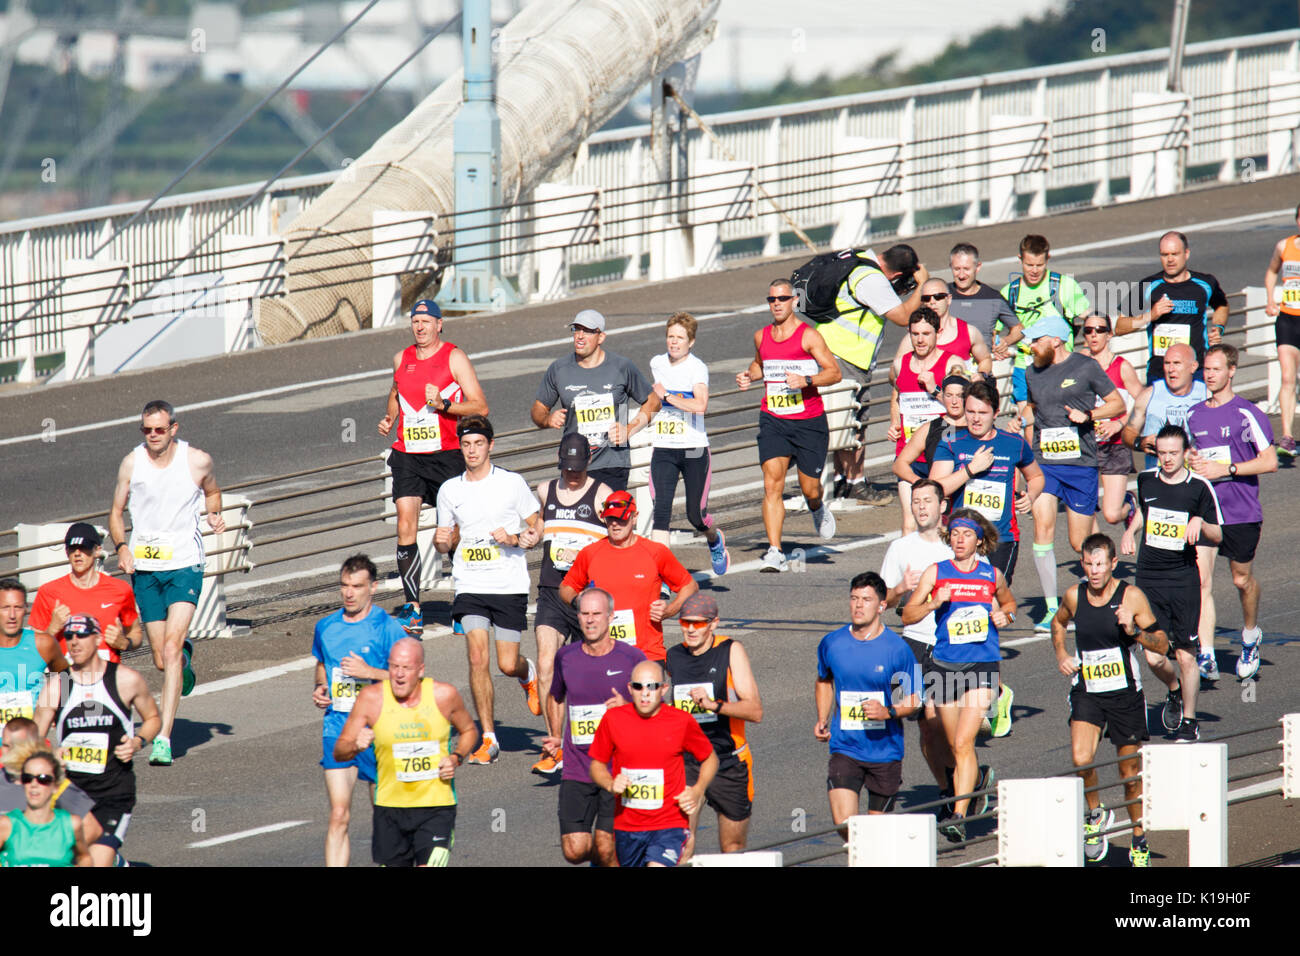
[514,476,542,525]
[117,587,140,629]
[1198,481,1224,525]
[1244,406,1275,449]
[535,361,560,408]
[1209,279,1229,310]
[1089,359,1116,397]
[894,644,924,700]
[931,437,956,465]
[994,294,1018,330]
[1064,276,1091,314]
[853,271,902,313]
[435,484,452,528]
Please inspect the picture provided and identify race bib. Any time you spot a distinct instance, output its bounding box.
[132,531,174,563]
[329,666,365,713]
[574,393,616,445]
[673,682,717,724]
[899,391,944,440]
[947,605,990,644]
[545,533,588,572]
[0,691,34,725]
[1195,444,1231,466]
[621,768,665,810]
[1145,507,1188,551]
[839,690,885,731]
[62,732,109,775]
[392,740,441,782]
[1282,277,1300,304]
[459,539,502,565]
[762,359,814,415]
[1040,425,1081,461]
[1080,646,1129,693]
[1152,323,1191,357]
[650,405,694,448]
[963,478,1005,522]
[401,406,441,453]
[609,609,638,646]
[568,703,606,746]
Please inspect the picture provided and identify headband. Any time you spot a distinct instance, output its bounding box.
[949,517,984,539]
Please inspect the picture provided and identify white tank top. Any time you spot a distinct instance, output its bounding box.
[128,439,204,571]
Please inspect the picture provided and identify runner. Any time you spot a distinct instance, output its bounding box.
[377,299,490,636]
[108,399,223,767]
[891,277,994,380]
[588,659,718,867]
[1186,344,1278,683]
[46,614,161,867]
[1121,343,1207,471]
[816,572,922,837]
[531,308,660,492]
[891,376,968,487]
[332,638,477,867]
[1051,533,1169,866]
[1115,230,1229,385]
[530,433,610,776]
[947,242,1022,361]
[736,278,841,572]
[544,587,645,865]
[648,312,731,576]
[902,509,1017,841]
[311,554,405,867]
[28,523,142,664]
[889,308,967,533]
[1120,425,1222,743]
[1263,203,1300,456]
[665,592,762,859]
[0,717,98,843]
[558,490,698,662]
[0,579,65,734]
[1023,318,1126,631]
[929,379,1044,737]
[1081,315,1143,527]
[0,744,92,866]
[433,415,543,766]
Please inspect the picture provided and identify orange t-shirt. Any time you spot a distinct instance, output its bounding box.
[561,537,695,661]
[28,573,139,664]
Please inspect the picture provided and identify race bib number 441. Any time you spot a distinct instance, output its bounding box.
[839,690,884,731]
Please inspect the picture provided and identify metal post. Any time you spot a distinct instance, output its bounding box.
[1284,714,1299,800]
[997,777,1085,867]
[847,814,936,867]
[1166,0,1191,93]
[1142,743,1228,867]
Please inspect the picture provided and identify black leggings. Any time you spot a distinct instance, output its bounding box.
[649,447,715,534]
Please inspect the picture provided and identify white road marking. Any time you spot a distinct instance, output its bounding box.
[188,819,310,848]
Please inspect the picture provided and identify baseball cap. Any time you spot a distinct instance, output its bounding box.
[558,432,591,470]
[570,309,606,333]
[679,592,719,621]
[64,522,102,551]
[411,299,442,319]
[600,490,636,521]
[1027,315,1074,342]
[63,614,102,639]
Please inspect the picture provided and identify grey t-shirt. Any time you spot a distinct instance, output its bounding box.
[0,771,96,816]
[947,283,1018,347]
[1026,350,1116,469]
[535,351,653,470]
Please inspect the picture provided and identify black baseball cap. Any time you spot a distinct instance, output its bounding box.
[64,523,102,551]
[558,433,591,471]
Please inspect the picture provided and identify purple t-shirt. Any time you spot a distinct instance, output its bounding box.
[550,641,647,782]
[1186,396,1274,524]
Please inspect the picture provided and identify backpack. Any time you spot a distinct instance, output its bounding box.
[1006,271,1065,324]
[790,249,880,322]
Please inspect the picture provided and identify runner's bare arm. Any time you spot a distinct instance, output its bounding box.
[435,681,479,766]
[721,641,763,723]
[192,448,225,533]
[447,347,490,418]
[1120,386,1153,451]
[895,423,937,485]
[813,677,833,739]
[379,352,402,435]
[900,564,940,626]
[1265,241,1286,315]
[333,683,382,761]
[122,669,162,758]
[71,814,93,866]
[1051,587,1077,674]
[108,453,135,573]
[1125,587,1169,656]
[968,327,994,374]
[802,327,842,387]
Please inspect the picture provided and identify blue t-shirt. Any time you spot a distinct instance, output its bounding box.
[311,605,405,736]
[931,427,1035,540]
[816,625,921,764]
[0,628,49,728]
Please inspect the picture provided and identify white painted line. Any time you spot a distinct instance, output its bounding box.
[188,819,310,848]
[186,656,318,697]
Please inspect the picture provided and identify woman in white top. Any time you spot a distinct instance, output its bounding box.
[647,313,730,575]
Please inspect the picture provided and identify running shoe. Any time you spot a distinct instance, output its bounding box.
[395,602,424,635]
[759,547,789,573]
[813,506,837,540]
[149,736,173,766]
[1197,651,1220,682]
[521,658,541,716]
[1034,608,1056,633]
[989,684,1014,738]
[973,765,996,817]
[1279,435,1297,458]
[939,813,966,844]
[453,619,465,635]
[1123,490,1139,527]
[181,639,196,697]
[531,749,563,776]
[1161,687,1182,732]
[1083,806,1114,862]
[1172,717,1200,743]
[708,530,731,576]
[466,736,500,765]
[1129,841,1151,868]
[1237,629,1262,680]
[854,483,896,505]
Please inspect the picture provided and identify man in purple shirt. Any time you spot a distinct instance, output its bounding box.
[1186,345,1278,682]
[544,586,646,866]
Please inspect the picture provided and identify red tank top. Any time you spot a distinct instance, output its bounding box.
[895,352,948,457]
[1096,354,1125,445]
[937,319,974,369]
[758,324,824,419]
[393,343,463,454]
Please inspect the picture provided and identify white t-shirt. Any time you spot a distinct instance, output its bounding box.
[880,532,955,645]
[648,352,709,449]
[436,467,541,595]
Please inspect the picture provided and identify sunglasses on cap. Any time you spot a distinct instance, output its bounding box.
[21,772,55,786]
[629,681,666,691]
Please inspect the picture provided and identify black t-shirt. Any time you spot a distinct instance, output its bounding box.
[1134,468,1221,573]
[1138,270,1229,381]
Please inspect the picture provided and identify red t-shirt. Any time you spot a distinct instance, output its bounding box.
[28,573,139,664]
[560,537,695,660]
[587,702,713,831]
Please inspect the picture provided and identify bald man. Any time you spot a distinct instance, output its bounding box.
[1121,343,1208,471]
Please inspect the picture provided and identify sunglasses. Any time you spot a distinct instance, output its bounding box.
[602,513,632,524]
[766,295,793,303]
[21,772,55,785]
[680,619,712,631]
[1083,325,1111,334]
[629,681,666,691]
[140,425,173,435]
[919,293,949,302]
[570,326,599,335]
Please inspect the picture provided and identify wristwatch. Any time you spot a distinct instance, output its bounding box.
[886,704,898,720]
[1229,463,1238,477]
[804,374,813,388]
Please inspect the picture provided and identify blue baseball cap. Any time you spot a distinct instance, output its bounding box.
[411,299,441,319]
[1027,315,1073,342]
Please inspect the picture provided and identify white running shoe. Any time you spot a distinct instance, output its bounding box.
[759,547,789,573]
[813,506,836,540]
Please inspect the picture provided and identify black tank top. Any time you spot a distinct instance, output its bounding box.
[1071,581,1142,697]
[665,638,745,767]
[538,479,606,589]
[54,662,136,800]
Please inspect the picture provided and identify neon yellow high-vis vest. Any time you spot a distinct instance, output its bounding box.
[820,261,887,371]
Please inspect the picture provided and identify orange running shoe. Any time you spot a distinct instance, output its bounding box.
[466,736,500,765]
[531,748,563,776]
[521,658,541,716]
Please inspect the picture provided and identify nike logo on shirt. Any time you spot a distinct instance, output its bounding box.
[606,669,622,676]
[101,603,114,609]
